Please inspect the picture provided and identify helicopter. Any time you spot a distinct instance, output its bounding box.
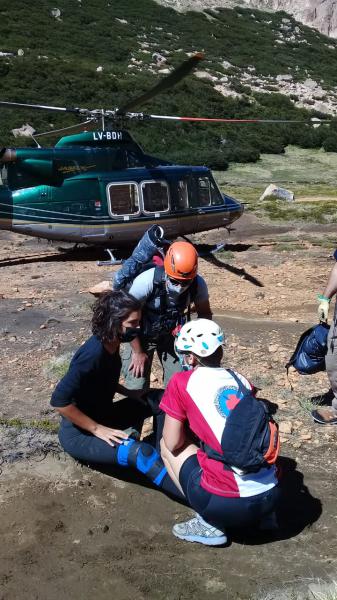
[0,53,329,263]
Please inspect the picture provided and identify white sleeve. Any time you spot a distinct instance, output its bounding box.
[128,268,155,302]
[194,275,209,304]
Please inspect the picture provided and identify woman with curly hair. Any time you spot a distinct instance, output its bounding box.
[51,290,181,497]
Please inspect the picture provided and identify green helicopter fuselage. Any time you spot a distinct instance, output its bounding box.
[0,130,243,247]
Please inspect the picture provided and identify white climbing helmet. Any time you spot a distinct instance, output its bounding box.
[175,319,225,358]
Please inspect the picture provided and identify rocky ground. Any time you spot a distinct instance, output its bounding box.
[0,213,337,600]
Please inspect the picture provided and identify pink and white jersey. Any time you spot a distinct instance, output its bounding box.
[160,367,278,498]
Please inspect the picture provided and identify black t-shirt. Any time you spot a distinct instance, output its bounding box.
[50,335,121,421]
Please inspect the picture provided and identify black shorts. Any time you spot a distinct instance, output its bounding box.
[179,454,280,530]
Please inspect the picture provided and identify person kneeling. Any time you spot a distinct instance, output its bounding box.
[160,319,280,546]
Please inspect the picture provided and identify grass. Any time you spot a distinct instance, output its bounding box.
[296,391,330,415]
[44,351,73,379]
[274,242,305,251]
[0,417,58,432]
[215,146,337,224]
[217,249,235,260]
[309,581,337,600]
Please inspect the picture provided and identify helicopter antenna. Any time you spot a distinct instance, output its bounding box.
[33,120,96,139]
[30,135,41,148]
[101,109,105,131]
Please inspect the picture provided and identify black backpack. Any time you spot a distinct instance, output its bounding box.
[141,266,198,339]
[285,323,329,375]
[202,369,280,473]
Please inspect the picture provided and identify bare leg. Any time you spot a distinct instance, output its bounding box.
[160,438,199,496]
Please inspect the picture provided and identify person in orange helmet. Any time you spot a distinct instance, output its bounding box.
[120,240,212,392]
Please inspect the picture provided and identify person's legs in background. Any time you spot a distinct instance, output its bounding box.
[120,341,155,392]
[313,310,337,424]
[157,334,182,387]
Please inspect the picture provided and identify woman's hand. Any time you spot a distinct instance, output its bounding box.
[93,425,129,447]
[129,351,148,378]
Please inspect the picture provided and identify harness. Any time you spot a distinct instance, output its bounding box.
[141,266,198,340]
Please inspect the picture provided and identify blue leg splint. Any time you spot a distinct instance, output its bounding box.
[117,439,167,487]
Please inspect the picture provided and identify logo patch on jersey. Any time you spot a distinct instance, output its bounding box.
[214,387,241,418]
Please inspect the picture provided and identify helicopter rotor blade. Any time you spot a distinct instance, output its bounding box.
[146,114,331,125]
[0,100,85,114]
[118,52,204,113]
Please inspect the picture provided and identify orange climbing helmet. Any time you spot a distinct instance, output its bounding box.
[164,241,198,281]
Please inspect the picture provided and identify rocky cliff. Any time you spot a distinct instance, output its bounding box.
[156,0,337,37]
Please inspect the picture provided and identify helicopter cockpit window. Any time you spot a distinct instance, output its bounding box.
[107,182,140,217]
[189,175,224,208]
[209,177,225,206]
[141,181,169,213]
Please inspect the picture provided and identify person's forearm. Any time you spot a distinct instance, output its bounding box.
[195,299,213,320]
[197,310,213,320]
[130,336,144,354]
[163,428,186,452]
[57,404,98,434]
[322,263,337,299]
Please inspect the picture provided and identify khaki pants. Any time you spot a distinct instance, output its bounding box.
[325,300,337,413]
[120,333,181,392]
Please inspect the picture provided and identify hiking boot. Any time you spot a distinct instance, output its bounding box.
[310,389,334,406]
[312,407,337,425]
[172,513,227,546]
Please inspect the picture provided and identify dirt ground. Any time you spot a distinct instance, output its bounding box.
[0,213,337,600]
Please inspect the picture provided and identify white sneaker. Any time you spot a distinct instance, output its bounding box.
[172,513,227,546]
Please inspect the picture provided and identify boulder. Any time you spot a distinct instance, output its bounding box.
[51,8,61,18]
[260,184,295,202]
[11,123,36,138]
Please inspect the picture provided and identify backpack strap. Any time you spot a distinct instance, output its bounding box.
[153,266,167,315]
[226,368,249,395]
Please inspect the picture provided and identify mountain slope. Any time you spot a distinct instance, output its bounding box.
[156,0,337,38]
[1,0,337,167]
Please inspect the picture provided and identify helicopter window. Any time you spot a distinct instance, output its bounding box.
[197,177,212,207]
[189,175,224,208]
[141,181,169,213]
[209,178,225,206]
[177,180,189,210]
[0,165,7,186]
[107,182,140,216]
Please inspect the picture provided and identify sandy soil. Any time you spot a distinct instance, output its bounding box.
[0,213,337,600]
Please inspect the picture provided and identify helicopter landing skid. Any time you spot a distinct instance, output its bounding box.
[181,236,226,257]
[97,249,123,267]
[197,242,226,257]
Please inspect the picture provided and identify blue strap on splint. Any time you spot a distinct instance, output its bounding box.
[117,438,136,466]
[117,439,167,487]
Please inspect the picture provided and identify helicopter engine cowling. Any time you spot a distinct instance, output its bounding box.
[19,159,55,180]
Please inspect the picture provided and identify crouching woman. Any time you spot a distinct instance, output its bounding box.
[50,290,180,497]
[160,319,280,546]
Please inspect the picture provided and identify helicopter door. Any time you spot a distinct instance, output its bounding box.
[175,179,198,235]
[105,181,141,244]
[193,175,223,230]
[141,179,181,238]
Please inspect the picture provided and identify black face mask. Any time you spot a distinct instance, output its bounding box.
[118,327,140,343]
